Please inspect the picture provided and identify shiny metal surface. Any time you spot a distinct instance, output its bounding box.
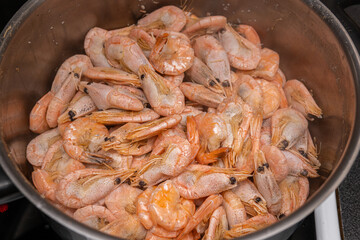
[0,0,359,239]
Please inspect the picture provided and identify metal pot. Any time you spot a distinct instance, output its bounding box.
[0,0,359,239]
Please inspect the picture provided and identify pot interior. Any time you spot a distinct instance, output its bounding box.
[0,0,356,238]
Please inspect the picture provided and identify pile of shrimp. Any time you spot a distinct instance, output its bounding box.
[26,5,323,240]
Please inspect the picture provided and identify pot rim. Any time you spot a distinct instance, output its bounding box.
[0,0,359,239]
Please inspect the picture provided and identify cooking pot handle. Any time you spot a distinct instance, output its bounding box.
[0,166,22,204]
[322,0,360,52]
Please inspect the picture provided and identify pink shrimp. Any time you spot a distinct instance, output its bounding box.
[84,27,112,67]
[235,24,261,48]
[90,108,160,125]
[73,205,116,229]
[83,67,141,87]
[180,82,225,108]
[182,16,227,39]
[222,190,247,228]
[29,91,54,133]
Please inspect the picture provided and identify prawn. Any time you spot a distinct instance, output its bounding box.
[149,32,194,75]
[83,67,141,87]
[222,190,247,228]
[284,79,322,120]
[79,81,144,111]
[73,205,116,229]
[29,91,53,133]
[180,82,225,108]
[261,145,289,183]
[84,27,112,67]
[182,16,227,39]
[244,48,280,79]
[55,168,136,208]
[219,24,261,70]
[137,6,186,32]
[193,35,231,87]
[202,206,228,240]
[101,217,147,240]
[138,65,185,116]
[282,150,319,178]
[90,108,160,125]
[235,24,261,48]
[256,79,285,118]
[129,27,156,57]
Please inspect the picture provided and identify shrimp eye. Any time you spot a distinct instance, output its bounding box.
[68,110,76,121]
[74,73,80,78]
[139,180,147,189]
[84,88,89,94]
[300,169,308,176]
[222,80,230,87]
[254,197,262,203]
[307,113,317,119]
[209,80,216,87]
[279,140,289,150]
[114,177,121,185]
[299,150,308,158]
[263,163,269,168]
[144,103,151,108]
[279,214,285,219]
[229,177,237,185]
[124,178,132,185]
[104,137,109,141]
[257,166,264,172]
[215,78,221,83]
[86,82,92,85]
[140,74,145,80]
[219,28,226,34]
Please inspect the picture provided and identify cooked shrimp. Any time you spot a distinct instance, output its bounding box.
[29,91,53,133]
[193,35,231,87]
[182,16,227,39]
[282,150,319,178]
[26,128,61,166]
[32,169,57,201]
[180,82,225,108]
[148,180,195,231]
[245,48,280,79]
[83,67,141,87]
[203,206,228,240]
[73,205,116,229]
[261,145,289,183]
[90,108,160,125]
[79,81,144,111]
[149,32,194,75]
[63,117,112,164]
[173,164,249,199]
[267,68,286,87]
[185,57,224,94]
[101,217,147,240]
[137,6,186,32]
[114,85,148,104]
[84,27,112,67]
[219,24,261,70]
[284,79,322,120]
[138,65,185,116]
[129,27,156,57]
[55,168,135,208]
[279,176,309,217]
[137,186,156,230]
[235,24,261,48]
[57,92,97,124]
[232,179,268,216]
[176,194,223,240]
[105,36,152,74]
[271,108,308,150]
[253,150,282,215]
[222,190,247,228]
[257,79,284,118]
[224,214,277,238]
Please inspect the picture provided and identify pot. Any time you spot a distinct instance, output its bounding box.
[0,0,359,239]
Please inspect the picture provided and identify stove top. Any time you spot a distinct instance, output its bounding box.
[0,0,359,240]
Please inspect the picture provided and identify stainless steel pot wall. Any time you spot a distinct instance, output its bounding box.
[0,0,359,239]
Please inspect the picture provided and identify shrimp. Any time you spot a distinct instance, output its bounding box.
[84,27,112,67]
[47,55,93,128]
[57,92,97,125]
[224,214,277,238]
[253,150,282,215]
[278,176,309,218]
[271,108,308,150]
[105,36,152,74]
[55,168,135,208]
[245,48,280,79]
[73,205,116,229]
[137,6,186,32]
[232,179,268,216]
[149,32,194,75]
[137,186,156,230]
[219,24,261,70]
[148,180,195,231]
[185,57,224,94]
[176,194,223,240]
[83,67,141,87]
[29,91,53,133]
[26,128,61,166]
[129,28,156,57]
[284,79,322,120]
[222,190,247,228]
[101,217,147,240]
[79,81,144,111]
[32,169,57,201]
[261,145,289,183]
[282,150,319,178]
[292,129,320,168]
[193,35,231,87]
[90,108,160,125]
[99,150,133,169]
[180,82,225,108]
[62,117,112,164]
[182,16,227,39]
[203,206,228,240]
[173,164,249,199]
[256,79,284,118]
[138,65,185,116]
[235,24,261,48]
